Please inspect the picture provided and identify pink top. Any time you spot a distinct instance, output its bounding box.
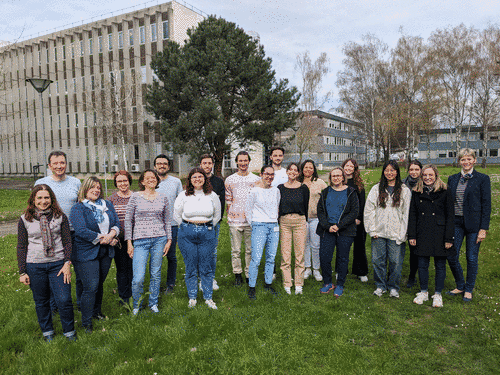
[225,172,260,226]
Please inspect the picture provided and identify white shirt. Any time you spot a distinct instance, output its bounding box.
[271,167,288,187]
[174,190,221,226]
[245,186,280,224]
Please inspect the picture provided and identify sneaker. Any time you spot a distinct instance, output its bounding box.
[334,285,344,297]
[213,279,219,291]
[248,287,256,300]
[150,305,159,313]
[66,335,78,342]
[320,283,334,294]
[264,283,278,295]
[44,334,55,342]
[359,276,368,283]
[295,286,303,295]
[313,269,323,282]
[335,273,338,281]
[164,284,174,295]
[188,299,197,308]
[272,273,277,282]
[432,293,443,307]
[413,291,429,305]
[284,287,291,295]
[234,273,243,287]
[304,268,312,279]
[132,308,139,316]
[245,277,249,284]
[205,299,217,310]
[389,289,400,298]
[373,288,386,297]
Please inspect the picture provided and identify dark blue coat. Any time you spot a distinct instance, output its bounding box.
[70,200,119,262]
[447,170,491,233]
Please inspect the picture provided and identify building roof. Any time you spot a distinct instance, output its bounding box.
[300,110,364,127]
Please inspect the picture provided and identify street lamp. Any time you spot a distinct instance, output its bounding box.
[26,78,52,176]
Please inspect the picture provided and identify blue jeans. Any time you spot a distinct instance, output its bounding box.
[73,248,112,328]
[418,256,446,293]
[51,231,78,310]
[371,237,406,291]
[319,232,354,286]
[248,222,280,287]
[178,222,216,300]
[209,223,220,280]
[165,225,178,287]
[27,260,75,337]
[132,236,167,309]
[447,216,481,293]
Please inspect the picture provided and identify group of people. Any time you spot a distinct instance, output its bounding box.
[17,147,490,342]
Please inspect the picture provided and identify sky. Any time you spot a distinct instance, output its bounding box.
[2,0,500,110]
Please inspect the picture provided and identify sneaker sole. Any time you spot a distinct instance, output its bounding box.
[321,285,335,294]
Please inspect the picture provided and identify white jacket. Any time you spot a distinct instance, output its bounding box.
[364,183,411,245]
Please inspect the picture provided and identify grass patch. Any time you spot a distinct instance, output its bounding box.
[0,190,31,222]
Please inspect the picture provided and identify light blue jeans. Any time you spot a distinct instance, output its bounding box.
[209,223,220,280]
[248,222,280,287]
[131,236,167,309]
[371,237,405,291]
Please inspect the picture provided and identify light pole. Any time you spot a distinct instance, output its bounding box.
[26,78,52,176]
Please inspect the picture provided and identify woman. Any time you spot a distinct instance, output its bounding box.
[278,163,310,295]
[107,170,134,305]
[174,168,221,309]
[70,177,119,333]
[125,169,172,315]
[408,165,454,307]
[245,165,281,299]
[299,160,327,282]
[17,185,76,341]
[403,160,423,288]
[341,158,368,283]
[446,149,491,302]
[317,167,359,297]
[364,160,411,298]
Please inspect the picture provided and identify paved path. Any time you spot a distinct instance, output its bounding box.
[0,220,17,237]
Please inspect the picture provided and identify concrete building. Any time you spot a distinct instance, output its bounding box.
[0,1,203,177]
[278,110,366,169]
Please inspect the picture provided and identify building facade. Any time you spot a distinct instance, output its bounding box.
[0,1,203,176]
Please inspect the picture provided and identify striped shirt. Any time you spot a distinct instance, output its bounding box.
[454,179,467,216]
[107,192,131,237]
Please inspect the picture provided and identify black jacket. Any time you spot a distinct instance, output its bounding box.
[316,186,359,237]
[408,188,455,257]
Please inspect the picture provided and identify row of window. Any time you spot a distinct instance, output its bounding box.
[324,152,354,162]
[324,136,352,146]
[327,121,349,131]
[433,149,499,158]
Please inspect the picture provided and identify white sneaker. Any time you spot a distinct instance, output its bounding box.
[132,308,139,316]
[295,286,303,295]
[359,276,368,283]
[432,293,443,308]
[272,273,276,281]
[150,305,159,313]
[389,289,400,298]
[413,291,429,305]
[335,273,338,281]
[213,279,219,291]
[205,299,217,310]
[188,299,197,308]
[313,269,323,282]
[284,287,291,295]
[373,288,386,297]
[303,268,312,280]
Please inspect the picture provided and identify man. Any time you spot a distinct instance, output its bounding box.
[35,151,81,311]
[154,154,183,295]
[199,154,225,291]
[270,146,288,187]
[225,151,260,286]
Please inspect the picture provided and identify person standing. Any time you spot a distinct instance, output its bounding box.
[35,151,81,312]
[246,166,281,300]
[270,147,288,187]
[402,160,423,288]
[225,151,260,286]
[408,165,454,308]
[199,154,225,291]
[154,154,182,295]
[174,168,221,309]
[446,149,491,302]
[299,159,327,282]
[341,158,368,283]
[278,163,309,295]
[107,171,134,305]
[364,160,411,298]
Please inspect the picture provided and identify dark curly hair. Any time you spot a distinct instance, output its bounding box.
[186,167,212,196]
[378,160,403,208]
[298,159,319,182]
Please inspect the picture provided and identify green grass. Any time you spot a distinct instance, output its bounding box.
[0,189,31,222]
[0,168,499,374]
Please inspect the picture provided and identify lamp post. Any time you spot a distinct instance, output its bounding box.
[26,78,52,176]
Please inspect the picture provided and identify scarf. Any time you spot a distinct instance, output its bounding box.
[83,198,107,224]
[34,208,55,257]
[405,176,419,189]
[423,184,434,194]
[459,173,472,184]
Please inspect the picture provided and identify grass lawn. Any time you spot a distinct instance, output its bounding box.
[0,166,499,374]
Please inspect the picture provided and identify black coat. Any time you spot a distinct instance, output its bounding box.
[316,186,359,237]
[408,188,455,257]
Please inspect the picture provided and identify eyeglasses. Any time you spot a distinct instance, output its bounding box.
[263,173,275,177]
[331,174,343,178]
[156,162,169,166]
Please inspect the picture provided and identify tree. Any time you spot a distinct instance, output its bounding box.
[146,16,300,175]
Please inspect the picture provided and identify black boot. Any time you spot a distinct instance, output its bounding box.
[234,273,243,286]
[248,286,256,300]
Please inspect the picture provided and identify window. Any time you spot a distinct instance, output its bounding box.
[81,76,85,89]
[139,26,145,44]
[141,66,147,84]
[89,38,93,55]
[80,40,84,55]
[118,31,123,49]
[71,44,75,59]
[134,145,139,160]
[490,149,498,157]
[72,78,76,90]
[98,36,102,53]
[162,21,169,39]
[56,81,59,93]
[64,79,68,93]
[129,29,134,46]
[108,34,113,50]
[46,49,49,63]
[62,45,66,60]
[438,152,447,158]
[54,48,58,62]
[75,113,79,127]
[151,23,157,42]
[91,75,95,90]
[38,51,41,65]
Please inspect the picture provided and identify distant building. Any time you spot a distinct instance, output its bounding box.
[417,126,500,164]
[0,1,204,176]
[278,110,366,169]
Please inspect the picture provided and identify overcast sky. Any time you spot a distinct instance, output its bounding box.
[2,0,500,109]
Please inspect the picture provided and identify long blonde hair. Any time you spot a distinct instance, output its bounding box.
[414,164,447,193]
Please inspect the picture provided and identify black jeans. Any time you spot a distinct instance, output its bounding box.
[114,237,133,301]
